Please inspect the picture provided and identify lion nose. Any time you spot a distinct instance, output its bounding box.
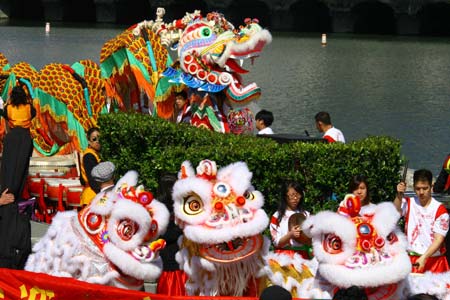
[213,196,246,212]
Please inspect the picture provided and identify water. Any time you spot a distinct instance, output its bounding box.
[1,25,450,176]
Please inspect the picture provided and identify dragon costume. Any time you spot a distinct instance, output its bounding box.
[0,8,272,154]
[103,8,272,133]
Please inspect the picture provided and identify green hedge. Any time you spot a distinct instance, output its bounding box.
[99,112,402,214]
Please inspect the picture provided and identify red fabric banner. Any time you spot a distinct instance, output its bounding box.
[0,268,309,300]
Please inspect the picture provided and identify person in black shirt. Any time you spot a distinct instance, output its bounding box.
[156,173,187,296]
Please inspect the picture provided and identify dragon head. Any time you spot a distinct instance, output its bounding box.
[172,159,269,263]
[134,9,272,105]
[176,15,272,104]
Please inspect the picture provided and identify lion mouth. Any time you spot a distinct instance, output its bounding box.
[199,235,263,263]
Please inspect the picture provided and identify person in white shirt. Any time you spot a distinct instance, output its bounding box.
[270,180,311,259]
[394,169,449,273]
[255,109,274,135]
[314,111,345,143]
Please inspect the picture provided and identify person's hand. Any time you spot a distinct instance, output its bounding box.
[290,225,301,239]
[412,256,426,272]
[0,189,14,206]
[397,182,406,194]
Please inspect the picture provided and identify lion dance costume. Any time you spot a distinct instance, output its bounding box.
[172,159,270,296]
[25,171,169,290]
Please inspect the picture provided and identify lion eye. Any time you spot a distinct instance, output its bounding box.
[323,233,343,254]
[117,219,138,241]
[183,194,203,215]
[244,190,255,200]
[387,232,398,244]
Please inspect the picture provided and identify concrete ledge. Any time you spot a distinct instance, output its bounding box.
[31,221,50,247]
[144,281,157,293]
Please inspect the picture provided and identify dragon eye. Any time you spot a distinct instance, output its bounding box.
[117,219,138,241]
[323,233,343,254]
[202,28,211,37]
[183,194,203,215]
[213,182,231,198]
[386,232,398,244]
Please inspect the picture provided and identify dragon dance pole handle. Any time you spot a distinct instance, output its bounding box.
[83,87,92,117]
[145,40,158,76]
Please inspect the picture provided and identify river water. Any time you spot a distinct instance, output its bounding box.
[1,25,450,176]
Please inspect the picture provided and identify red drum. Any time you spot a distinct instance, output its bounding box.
[28,177,45,197]
[67,186,83,207]
[45,179,63,202]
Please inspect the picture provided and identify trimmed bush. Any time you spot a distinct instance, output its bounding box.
[99,112,402,214]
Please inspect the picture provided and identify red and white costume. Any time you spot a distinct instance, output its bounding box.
[400,196,450,273]
[323,127,345,143]
[270,210,311,259]
[360,203,377,216]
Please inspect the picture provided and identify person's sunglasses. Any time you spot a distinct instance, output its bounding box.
[91,137,99,142]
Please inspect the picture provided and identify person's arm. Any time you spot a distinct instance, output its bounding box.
[269,214,299,248]
[414,233,446,271]
[393,182,406,213]
[277,227,299,248]
[83,154,101,193]
[433,166,448,193]
[415,208,449,271]
[0,188,14,205]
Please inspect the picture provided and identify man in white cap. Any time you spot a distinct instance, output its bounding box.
[91,161,115,194]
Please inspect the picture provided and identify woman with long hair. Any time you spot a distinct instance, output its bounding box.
[348,174,375,216]
[269,180,311,259]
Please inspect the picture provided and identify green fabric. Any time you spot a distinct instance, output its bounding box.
[71,62,85,77]
[101,49,151,83]
[284,245,314,259]
[155,76,173,98]
[1,64,11,72]
[191,104,223,132]
[1,74,16,100]
[33,142,60,156]
[408,251,422,256]
[146,40,158,73]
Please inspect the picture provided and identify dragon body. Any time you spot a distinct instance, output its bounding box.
[0,8,272,153]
